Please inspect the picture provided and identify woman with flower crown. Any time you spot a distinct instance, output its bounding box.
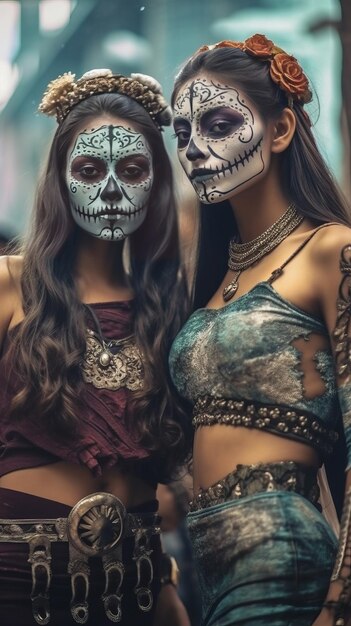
[169,33,351,625]
[0,69,192,625]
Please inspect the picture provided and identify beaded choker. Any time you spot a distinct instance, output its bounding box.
[223,203,303,302]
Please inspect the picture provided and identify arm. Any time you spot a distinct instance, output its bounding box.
[156,475,191,533]
[0,255,20,350]
[153,584,191,626]
[153,553,191,626]
[313,229,351,626]
[314,474,351,626]
[155,477,192,625]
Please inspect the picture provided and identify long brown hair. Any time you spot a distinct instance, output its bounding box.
[11,93,192,474]
[172,47,351,309]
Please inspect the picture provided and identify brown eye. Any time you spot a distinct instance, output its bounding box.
[173,119,191,149]
[209,121,236,135]
[201,107,245,139]
[122,165,144,179]
[117,156,150,183]
[79,165,99,178]
[70,157,106,182]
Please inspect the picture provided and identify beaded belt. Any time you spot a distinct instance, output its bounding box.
[189,460,321,512]
[192,396,338,457]
[0,492,161,625]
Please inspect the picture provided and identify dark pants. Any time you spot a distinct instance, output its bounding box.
[0,488,161,626]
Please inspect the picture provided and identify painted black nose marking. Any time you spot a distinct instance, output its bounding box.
[186,139,206,161]
[100,176,123,202]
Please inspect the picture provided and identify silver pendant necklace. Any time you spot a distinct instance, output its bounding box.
[223,203,303,302]
[82,304,144,391]
[222,271,242,303]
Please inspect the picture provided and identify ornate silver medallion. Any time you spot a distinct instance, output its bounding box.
[82,330,144,391]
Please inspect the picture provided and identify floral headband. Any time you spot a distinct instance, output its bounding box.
[195,33,312,106]
[38,68,172,130]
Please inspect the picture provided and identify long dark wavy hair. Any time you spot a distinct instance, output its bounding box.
[11,92,192,475]
[172,47,351,310]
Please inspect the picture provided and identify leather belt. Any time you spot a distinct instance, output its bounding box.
[0,492,161,624]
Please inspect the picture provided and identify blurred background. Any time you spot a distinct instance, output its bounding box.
[1,2,350,623]
[0,0,350,241]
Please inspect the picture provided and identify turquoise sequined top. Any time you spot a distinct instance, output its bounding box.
[169,282,340,441]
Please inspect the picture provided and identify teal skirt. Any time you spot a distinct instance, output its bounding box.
[187,491,337,625]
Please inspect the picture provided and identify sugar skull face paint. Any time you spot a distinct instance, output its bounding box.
[173,75,269,203]
[66,122,153,240]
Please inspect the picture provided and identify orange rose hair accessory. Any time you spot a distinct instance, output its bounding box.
[243,34,274,58]
[194,33,312,105]
[270,53,310,100]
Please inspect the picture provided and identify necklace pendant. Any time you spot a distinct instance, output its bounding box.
[223,280,238,302]
[99,350,112,367]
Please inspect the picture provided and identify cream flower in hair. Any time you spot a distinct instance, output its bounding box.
[131,73,163,94]
[39,69,173,128]
[79,69,113,81]
[131,73,173,125]
[38,72,76,117]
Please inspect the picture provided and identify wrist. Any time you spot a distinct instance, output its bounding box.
[160,553,180,588]
[322,596,350,626]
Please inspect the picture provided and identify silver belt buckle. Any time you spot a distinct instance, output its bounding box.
[67,492,127,556]
[67,493,127,623]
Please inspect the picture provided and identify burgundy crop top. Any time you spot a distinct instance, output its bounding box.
[0,301,159,484]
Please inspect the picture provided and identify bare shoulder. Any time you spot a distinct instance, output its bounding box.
[308,224,351,328]
[0,254,23,290]
[308,223,351,267]
[0,255,23,342]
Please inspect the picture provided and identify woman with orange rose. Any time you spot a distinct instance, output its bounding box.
[169,33,351,625]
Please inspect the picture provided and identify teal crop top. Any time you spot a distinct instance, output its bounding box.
[170,281,337,414]
[169,281,340,457]
[169,226,348,461]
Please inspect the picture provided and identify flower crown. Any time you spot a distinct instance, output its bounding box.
[195,34,312,106]
[38,68,172,129]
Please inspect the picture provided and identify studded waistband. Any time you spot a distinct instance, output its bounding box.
[192,396,338,457]
[189,460,320,512]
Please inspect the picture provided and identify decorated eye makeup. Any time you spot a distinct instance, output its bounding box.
[116,155,151,183]
[66,123,154,241]
[200,107,245,139]
[71,156,106,183]
[173,75,267,204]
[173,118,191,149]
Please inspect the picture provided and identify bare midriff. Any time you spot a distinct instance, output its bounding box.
[193,425,320,495]
[0,462,156,508]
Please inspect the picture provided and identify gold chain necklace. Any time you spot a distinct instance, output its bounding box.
[223,203,303,302]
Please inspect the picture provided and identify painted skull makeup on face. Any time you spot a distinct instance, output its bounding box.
[173,75,269,203]
[66,123,153,240]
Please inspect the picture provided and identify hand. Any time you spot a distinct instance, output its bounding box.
[311,607,351,626]
[153,584,191,626]
[312,580,351,626]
